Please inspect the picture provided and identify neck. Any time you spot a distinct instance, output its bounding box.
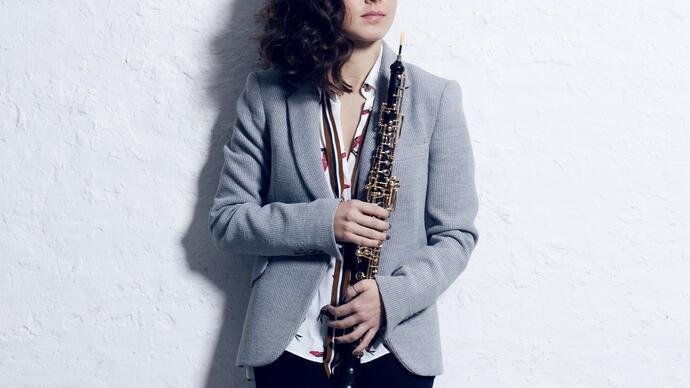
[339,39,382,94]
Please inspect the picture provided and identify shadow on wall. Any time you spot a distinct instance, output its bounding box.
[182,1,265,387]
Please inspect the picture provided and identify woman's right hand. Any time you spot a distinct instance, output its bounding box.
[333,199,391,248]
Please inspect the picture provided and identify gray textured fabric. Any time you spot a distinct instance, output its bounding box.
[208,40,479,376]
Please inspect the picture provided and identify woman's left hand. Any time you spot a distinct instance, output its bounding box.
[323,279,385,356]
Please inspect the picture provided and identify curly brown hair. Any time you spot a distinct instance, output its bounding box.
[253,0,355,96]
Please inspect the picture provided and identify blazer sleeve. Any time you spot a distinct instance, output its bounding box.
[375,79,480,335]
[208,71,343,258]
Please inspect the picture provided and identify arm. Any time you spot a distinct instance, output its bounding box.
[208,71,343,258]
[375,79,480,335]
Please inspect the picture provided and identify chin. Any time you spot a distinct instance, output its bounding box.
[349,30,387,44]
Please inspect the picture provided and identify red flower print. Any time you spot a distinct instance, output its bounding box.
[350,135,362,152]
[309,350,324,357]
[321,149,328,171]
[341,151,346,159]
[343,183,350,190]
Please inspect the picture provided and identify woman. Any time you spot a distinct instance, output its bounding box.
[208,0,479,387]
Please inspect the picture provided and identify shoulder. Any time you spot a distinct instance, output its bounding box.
[405,61,463,103]
[243,67,295,99]
[402,61,465,128]
[405,61,454,91]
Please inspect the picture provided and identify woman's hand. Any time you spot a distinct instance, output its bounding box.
[322,279,385,356]
[334,199,391,248]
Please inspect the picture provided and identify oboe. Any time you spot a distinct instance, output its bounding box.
[330,33,408,388]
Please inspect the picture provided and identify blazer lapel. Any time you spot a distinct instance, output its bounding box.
[286,40,411,202]
[286,78,335,200]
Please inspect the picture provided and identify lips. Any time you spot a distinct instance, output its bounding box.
[362,11,385,17]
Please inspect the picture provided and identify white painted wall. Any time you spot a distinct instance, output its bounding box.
[2,1,688,387]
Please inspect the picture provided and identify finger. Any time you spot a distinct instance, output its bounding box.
[345,280,371,302]
[355,211,391,233]
[356,201,390,220]
[344,284,358,302]
[353,328,377,355]
[342,227,385,248]
[348,222,388,244]
[335,324,369,344]
[325,301,356,318]
[326,313,362,330]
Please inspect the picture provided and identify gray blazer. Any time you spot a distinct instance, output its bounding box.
[208,40,479,376]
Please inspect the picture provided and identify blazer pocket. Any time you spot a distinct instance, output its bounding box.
[249,255,271,287]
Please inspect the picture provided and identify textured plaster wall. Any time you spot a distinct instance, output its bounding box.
[1,1,689,387]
